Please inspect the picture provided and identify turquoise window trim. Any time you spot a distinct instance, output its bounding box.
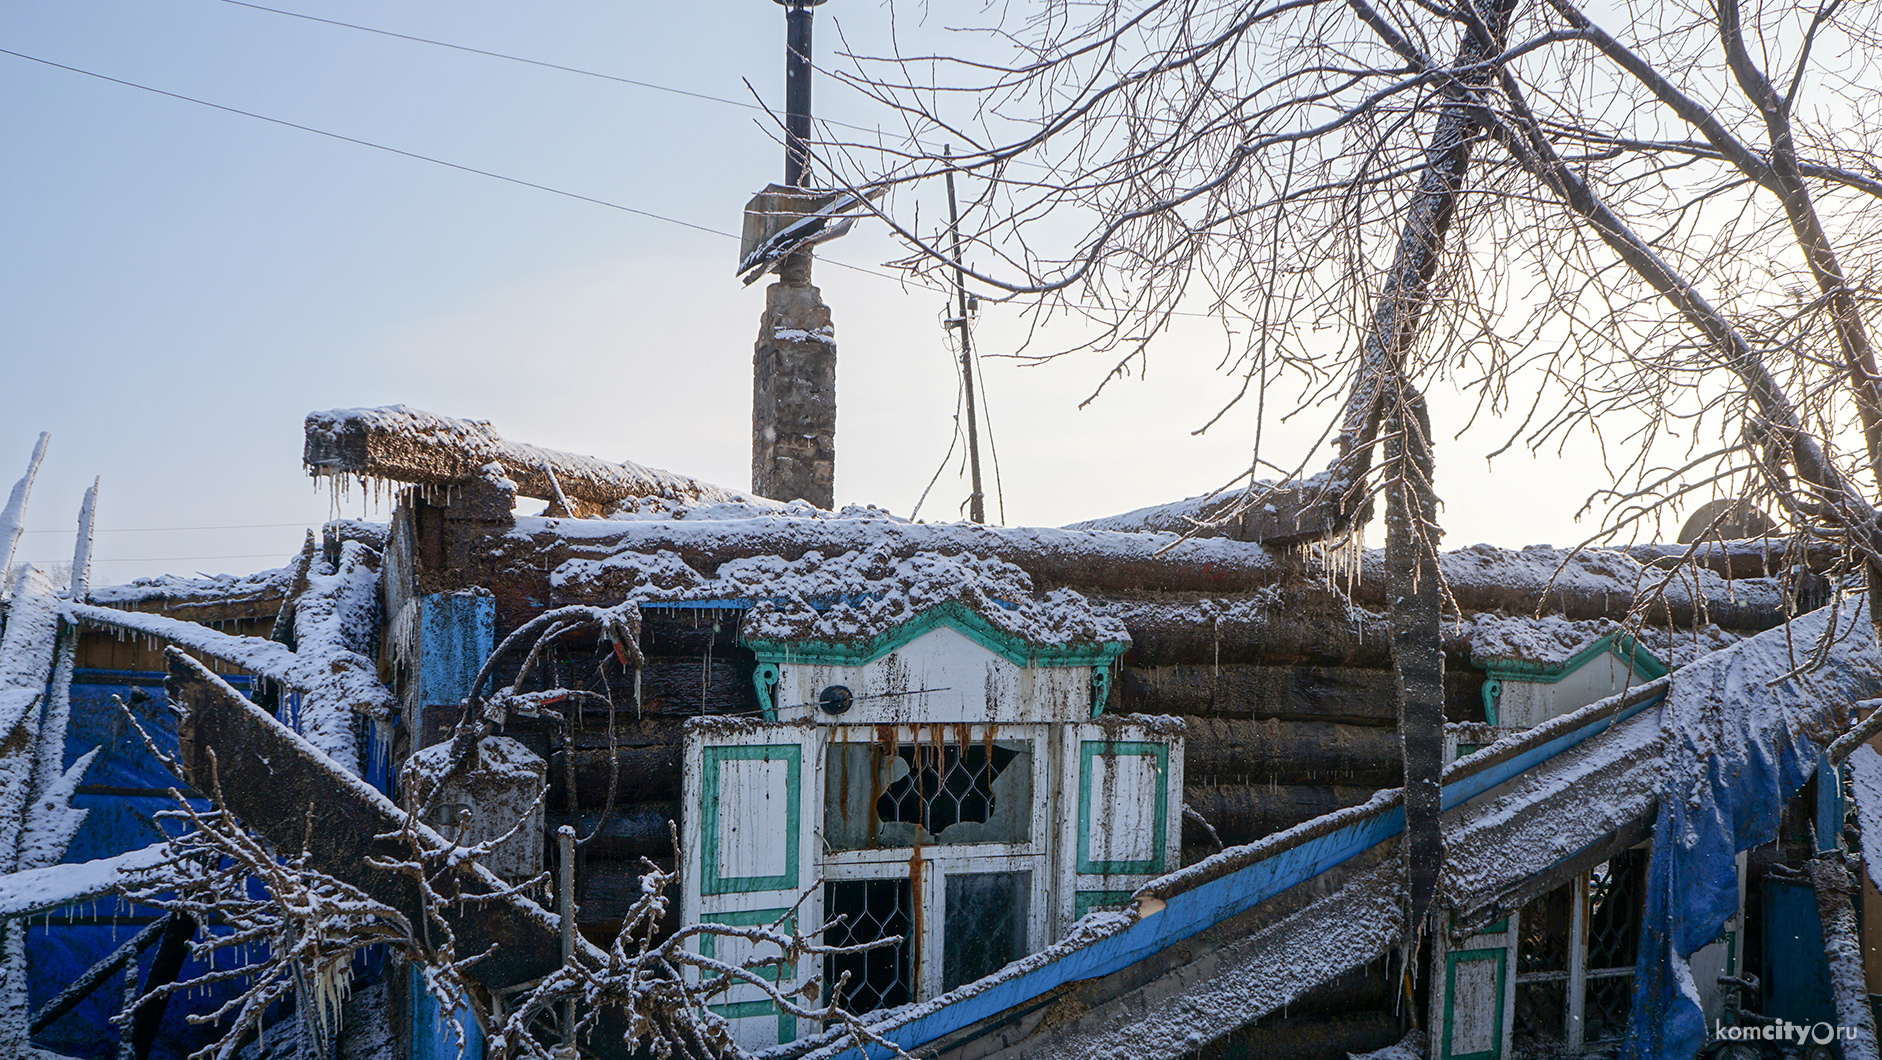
[1441,947,1507,1060]
[699,908,797,982]
[1073,890,1136,920]
[743,599,1128,670]
[1474,632,1669,686]
[705,1001,797,1045]
[751,663,781,722]
[700,745,801,895]
[1452,910,1508,936]
[1476,632,1668,724]
[1076,741,1170,875]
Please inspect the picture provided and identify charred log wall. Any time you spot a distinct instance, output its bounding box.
[384,481,1774,931]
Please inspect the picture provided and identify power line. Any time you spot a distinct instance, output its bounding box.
[215,0,773,116]
[0,47,734,239]
[20,552,290,564]
[0,47,912,285]
[210,0,943,145]
[20,521,316,534]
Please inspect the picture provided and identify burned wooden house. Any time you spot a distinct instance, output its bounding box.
[4,398,1879,1060]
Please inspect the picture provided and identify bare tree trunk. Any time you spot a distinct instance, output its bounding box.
[1385,384,1446,932]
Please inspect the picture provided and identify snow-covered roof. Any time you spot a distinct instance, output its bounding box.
[553,543,1127,651]
[88,565,294,608]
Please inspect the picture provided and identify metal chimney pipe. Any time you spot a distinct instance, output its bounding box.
[780,0,822,187]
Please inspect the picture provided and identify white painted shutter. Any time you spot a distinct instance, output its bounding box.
[681,725,820,1051]
[1430,916,1518,1060]
[1057,720,1183,927]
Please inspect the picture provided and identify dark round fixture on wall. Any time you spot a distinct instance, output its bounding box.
[819,685,853,715]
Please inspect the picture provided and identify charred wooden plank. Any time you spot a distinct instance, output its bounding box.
[1120,666,1398,724]
[525,519,1792,628]
[1104,595,1391,667]
[633,659,759,716]
[1183,783,1387,848]
[548,804,680,861]
[129,912,195,1060]
[165,650,564,991]
[552,744,684,806]
[305,406,758,510]
[1180,717,1401,786]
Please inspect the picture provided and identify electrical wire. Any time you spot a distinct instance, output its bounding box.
[213,0,900,141]
[18,552,290,564]
[19,521,315,534]
[0,47,913,285]
[209,0,1071,184]
[0,47,732,238]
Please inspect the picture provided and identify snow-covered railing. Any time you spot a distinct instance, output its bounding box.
[776,675,1674,1060]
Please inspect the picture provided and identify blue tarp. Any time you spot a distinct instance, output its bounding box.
[31,671,253,1060]
[1622,603,1878,1059]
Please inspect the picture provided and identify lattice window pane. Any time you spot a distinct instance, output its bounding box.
[1514,981,1567,1046]
[942,871,1030,991]
[1583,975,1635,1044]
[824,879,914,1015]
[1518,885,1572,975]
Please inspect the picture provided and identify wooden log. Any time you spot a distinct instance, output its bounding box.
[1181,717,1401,786]
[548,803,680,861]
[577,857,676,926]
[1104,596,1391,667]
[527,520,1791,629]
[1184,782,1386,849]
[635,659,759,716]
[166,652,562,988]
[1066,484,1370,548]
[1120,666,1399,725]
[551,743,684,805]
[533,518,1297,598]
[305,406,759,510]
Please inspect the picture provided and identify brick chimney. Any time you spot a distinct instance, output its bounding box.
[751,252,835,508]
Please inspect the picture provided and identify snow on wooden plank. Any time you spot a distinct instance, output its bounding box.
[1847,744,1882,895]
[0,843,169,918]
[304,405,766,511]
[0,433,48,589]
[67,600,395,773]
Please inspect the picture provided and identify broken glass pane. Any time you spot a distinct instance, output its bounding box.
[1585,851,1646,971]
[824,739,1032,850]
[942,871,1030,991]
[823,879,914,1015]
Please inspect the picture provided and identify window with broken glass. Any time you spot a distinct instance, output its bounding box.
[819,725,1050,1011]
[1513,851,1647,1052]
[824,734,1035,850]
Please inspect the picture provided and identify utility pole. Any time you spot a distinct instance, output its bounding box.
[943,148,986,523]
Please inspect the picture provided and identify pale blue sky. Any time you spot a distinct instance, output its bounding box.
[3,0,1611,583]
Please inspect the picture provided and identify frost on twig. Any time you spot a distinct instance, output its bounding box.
[121,758,906,1060]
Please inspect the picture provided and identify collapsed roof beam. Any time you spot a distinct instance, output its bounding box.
[304,406,767,512]
[162,650,640,1059]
